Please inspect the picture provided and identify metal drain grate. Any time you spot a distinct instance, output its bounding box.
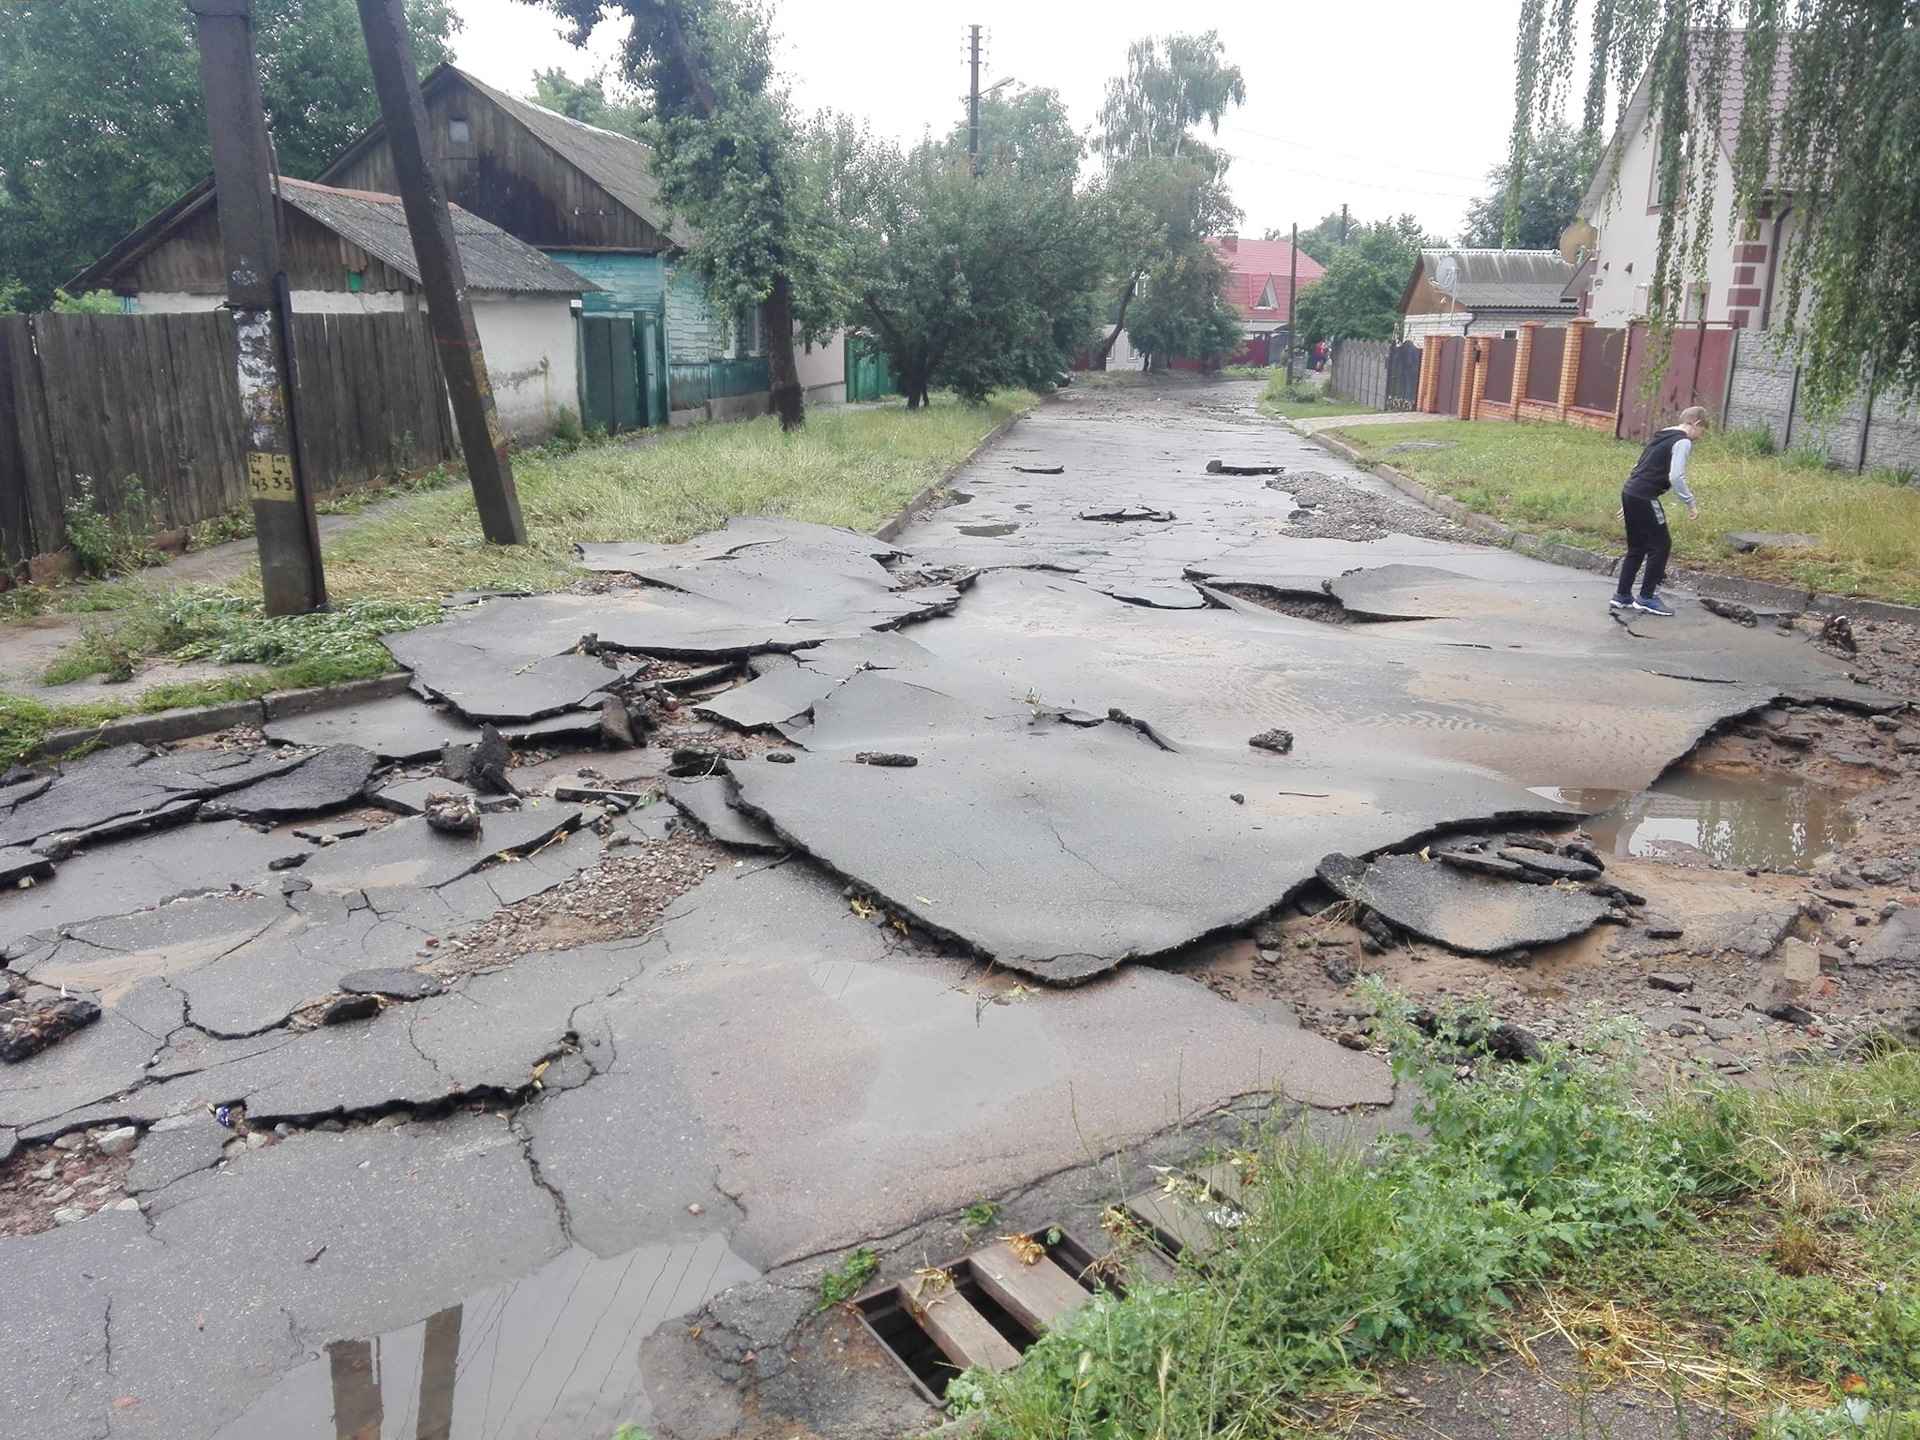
[850,1229,1107,1403]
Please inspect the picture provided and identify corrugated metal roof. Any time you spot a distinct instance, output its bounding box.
[450,69,694,248]
[1413,249,1578,310]
[278,178,591,295]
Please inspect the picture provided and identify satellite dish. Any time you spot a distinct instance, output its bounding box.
[1559,219,1597,265]
[1432,255,1460,294]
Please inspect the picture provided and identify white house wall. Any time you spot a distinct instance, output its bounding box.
[470,296,577,440]
[794,329,846,405]
[1584,128,1741,328]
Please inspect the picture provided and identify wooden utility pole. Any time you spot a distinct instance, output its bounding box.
[1286,222,1301,381]
[355,0,526,545]
[189,0,327,617]
[968,25,983,175]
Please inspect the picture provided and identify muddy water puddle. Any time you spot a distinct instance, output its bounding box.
[212,1235,755,1440]
[958,522,1021,537]
[1540,765,1855,870]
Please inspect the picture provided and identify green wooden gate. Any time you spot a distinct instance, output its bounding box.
[580,314,667,434]
[844,339,896,403]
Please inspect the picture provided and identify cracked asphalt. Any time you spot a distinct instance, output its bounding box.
[0,378,1889,1440]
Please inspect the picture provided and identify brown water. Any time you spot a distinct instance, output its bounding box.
[210,1235,756,1440]
[958,523,1021,537]
[1545,766,1855,870]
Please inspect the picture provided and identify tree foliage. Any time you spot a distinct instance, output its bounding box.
[1093,33,1247,367]
[826,120,1104,407]
[946,86,1085,188]
[0,0,455,307]
[547,0,838,429]
[1512,1,1920,408]
[1292,216,1439,346]
[528,67,646,138]
[1460,120,1593,249]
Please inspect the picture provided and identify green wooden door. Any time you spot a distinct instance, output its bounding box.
[580,315,647,434]
[581,316,617,433]
[638,314,667,428]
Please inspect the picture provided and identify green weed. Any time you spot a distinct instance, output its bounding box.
[1724,424,1781,458]
[817,1246,881,1312]
[961,1197,1001,1230]
[61,475,160,578]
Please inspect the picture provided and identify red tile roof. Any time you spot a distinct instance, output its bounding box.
[1208,236,1326,322]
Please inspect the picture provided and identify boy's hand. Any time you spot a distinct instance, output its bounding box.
[1686,502,1701,520]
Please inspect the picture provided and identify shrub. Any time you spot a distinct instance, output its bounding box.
[1721,424,1780,458]
[60,475,159,578]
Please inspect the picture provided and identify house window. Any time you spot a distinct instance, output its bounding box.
[447,116,470,144]
[346,269,365,293]
[1256,279,1277,310]
[1632,282,1652,316]
[1682,284,1708,321]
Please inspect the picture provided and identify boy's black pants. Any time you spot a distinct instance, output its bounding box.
[1618,491,1670,598]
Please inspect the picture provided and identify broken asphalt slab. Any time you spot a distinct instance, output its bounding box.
[0,744,305,849]
[1319,852,1612,955]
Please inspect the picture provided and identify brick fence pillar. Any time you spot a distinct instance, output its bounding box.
[1559,317,1593,421]
[1417,334,1441,412]
[1511,321,1539,422]
[1467,337,1492,420]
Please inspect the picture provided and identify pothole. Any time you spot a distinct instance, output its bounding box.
[1535,763,1857,870]
[958,523,1021,538]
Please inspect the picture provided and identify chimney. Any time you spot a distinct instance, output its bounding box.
[1219,235,1239,252]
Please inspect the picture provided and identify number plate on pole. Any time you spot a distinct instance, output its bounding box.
[247,451,296,501]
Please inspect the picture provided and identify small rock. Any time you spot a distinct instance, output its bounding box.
[423,791,482,835]
[1644,920,1684,940]
[687,1203,703,1215]
[267,853,308,871]
[853,752,917,767]
[95,1125,139,1158]
[1248,728,1295,754]
[1647,971,1695,993]
[371,1111,411,1129]
[245,1132,270,1150]
[112,1197,140,1211]
[765,751,795,764]
[51,1206,89,1226]
[1229,793,1245,805]
[51,1133,84,1152]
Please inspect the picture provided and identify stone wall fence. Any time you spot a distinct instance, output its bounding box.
[1723,331,1920,476]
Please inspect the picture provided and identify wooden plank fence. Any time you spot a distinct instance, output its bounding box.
[0,310,455,566]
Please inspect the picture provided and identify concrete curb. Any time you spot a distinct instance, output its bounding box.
[36,672,415,759]
[872,407,1026,543]
[1302,425,1920,626]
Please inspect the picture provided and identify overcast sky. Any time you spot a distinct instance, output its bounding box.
[448,0,1530,241]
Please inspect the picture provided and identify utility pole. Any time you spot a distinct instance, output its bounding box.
[1286,222,1300,382]
[189,0,327,617]
[967,24,982,175]
[1340,203,1349,247]
[355,0,526,546]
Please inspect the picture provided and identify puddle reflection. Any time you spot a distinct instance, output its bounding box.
[1546,768,1854,870]
[213,1235,756,1440]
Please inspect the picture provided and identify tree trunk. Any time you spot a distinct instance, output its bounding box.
[763,274,804,432]
[1092,275,1141,370]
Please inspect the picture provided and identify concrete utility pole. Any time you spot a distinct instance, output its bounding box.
[1286,222,1301,381]
[968,24,982,175]
[189,0,328,617]
[355,0,526,546]
[1340,203,1349,247]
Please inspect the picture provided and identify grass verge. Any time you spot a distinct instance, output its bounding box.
[1259,371,1375,422]
[1326,419,1920,607]
[0,393,1029,762]
[953,993,1920,1439]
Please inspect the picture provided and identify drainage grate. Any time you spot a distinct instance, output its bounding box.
[850,1229,1107,1403]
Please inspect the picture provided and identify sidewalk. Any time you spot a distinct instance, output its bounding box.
[1288,410,1458,434]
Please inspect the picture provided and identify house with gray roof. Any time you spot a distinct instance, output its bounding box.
[1399,249,1579,343]
[70,175,594,439]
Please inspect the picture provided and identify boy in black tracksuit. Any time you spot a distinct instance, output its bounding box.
[1612,404,1708,616]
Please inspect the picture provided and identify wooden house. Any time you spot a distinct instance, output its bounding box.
[1400,249,1578,342]
[319,65,846,423]
[69,176,591,439]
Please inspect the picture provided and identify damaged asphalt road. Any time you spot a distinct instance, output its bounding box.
[0,379,1894,1440]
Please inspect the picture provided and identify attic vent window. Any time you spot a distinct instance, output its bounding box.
[448,116,470,143]
[1257,280,1277,310]
[346,269,365,293]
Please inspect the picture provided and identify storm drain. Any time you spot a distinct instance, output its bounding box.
[851,1230,1106,1401]
[852,1164,1260,1403]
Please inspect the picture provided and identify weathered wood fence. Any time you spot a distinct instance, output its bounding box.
[0,310,456,566]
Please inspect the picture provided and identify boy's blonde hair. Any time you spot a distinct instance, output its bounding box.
[1677,405,1711,428]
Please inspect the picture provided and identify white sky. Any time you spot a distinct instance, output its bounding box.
[448,0,1531,240]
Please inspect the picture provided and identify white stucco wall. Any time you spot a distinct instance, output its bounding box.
[795,328,846,405]
[1583,127,1741,328]
[470,295,579,440]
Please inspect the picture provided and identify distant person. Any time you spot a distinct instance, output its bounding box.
[1611,405,1708,617]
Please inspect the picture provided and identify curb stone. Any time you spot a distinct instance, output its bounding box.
[872,407,1026,544]
[1298,422,1920,626]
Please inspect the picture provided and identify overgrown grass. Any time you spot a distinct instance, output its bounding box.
[955,996,1920,1439]
[1258,371,1374,421]
[1327,418,1920,605]
[319,391,1030,601]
